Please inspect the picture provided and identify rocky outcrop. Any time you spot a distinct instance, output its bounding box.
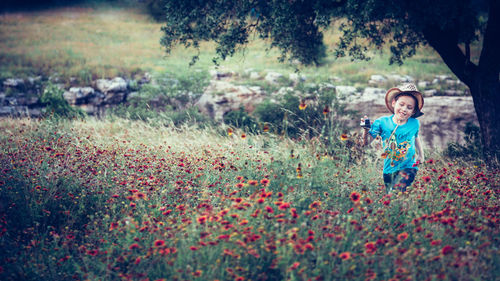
[0,71,476,149]
[196,80,266,121]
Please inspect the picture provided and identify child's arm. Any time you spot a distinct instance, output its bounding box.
[360,115,375,146]
[415,136,425,163]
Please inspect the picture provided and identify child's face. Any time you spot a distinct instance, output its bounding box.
[392,95,416,122]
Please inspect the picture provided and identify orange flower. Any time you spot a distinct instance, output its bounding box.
[299,100,307,110]
[227,128,233,136]
[339,251,351,260]
[322,105,330,116]
[192,270,202,277]
[241,133,246,139]
[340,133,349,141]
[248,180,258,186]
[262,123,270,132]
[397,232,409,242]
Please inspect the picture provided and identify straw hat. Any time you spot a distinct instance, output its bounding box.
[385,83,424,117]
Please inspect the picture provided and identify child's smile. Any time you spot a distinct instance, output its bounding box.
[392,95,416,124]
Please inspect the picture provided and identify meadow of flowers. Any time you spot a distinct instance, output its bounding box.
[0,118,498,281]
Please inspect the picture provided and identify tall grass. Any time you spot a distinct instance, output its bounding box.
[0,117,498,280]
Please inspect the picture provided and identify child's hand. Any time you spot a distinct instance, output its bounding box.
[360,115,371,130]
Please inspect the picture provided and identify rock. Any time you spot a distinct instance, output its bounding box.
[335,86,358,97]
[424,89,437,97]
[103,92,126,104]
[386,74,414,83]
[15,95,39,106]
[249,72,261,80]
[435,75,452,81]
[289,73,306,85]
[417,81,431,89]
[3,78,24,88]
[196,80,267,121]
[209,69,235,80]
[265,72,284,84]
[363,87,385,96]
[369,74,387,84]
[443,90,463,96]
[64,87,95,105]
[95,77,127,93]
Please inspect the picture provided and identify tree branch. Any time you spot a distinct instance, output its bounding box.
[422,26,477,86]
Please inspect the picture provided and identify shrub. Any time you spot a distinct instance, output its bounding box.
[40,82,86,119]
[223,107,259,133]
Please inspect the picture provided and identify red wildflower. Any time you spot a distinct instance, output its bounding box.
[278,202,290,210]
[154,240,165,247]
[129,243,140,250]
[197,216,207,224]
[190,246,199,251]
[350,191,361,203]
[422,176,431,183]
[86,249,99,256]
[109,222,119,231]
[364,242,377,254]
[442,245,454,255]
[289,262,300,270]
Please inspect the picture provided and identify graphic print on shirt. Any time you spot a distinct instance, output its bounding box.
[385,134,411,167]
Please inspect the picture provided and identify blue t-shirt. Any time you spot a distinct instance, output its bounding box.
[369,115,419,174]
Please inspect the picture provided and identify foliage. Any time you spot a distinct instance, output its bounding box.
[40,83,86,119]
[254,84,346,140]
[159,0,487,67]
[223,107,259,133]
[144,0,166,21]
[108,71,210,125]
[444,122,483,160]
[0,118,498,280]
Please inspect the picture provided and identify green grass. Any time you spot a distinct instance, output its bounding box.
[0,3,462,85]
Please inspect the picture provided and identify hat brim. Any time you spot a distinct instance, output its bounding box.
[385,87,424,116]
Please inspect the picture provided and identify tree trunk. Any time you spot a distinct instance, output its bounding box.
[423,0,500,163]
[469,77,500,162]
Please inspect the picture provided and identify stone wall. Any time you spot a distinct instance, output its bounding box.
[0,71,477,150]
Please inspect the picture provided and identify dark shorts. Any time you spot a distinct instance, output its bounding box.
[383,168,417,193]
